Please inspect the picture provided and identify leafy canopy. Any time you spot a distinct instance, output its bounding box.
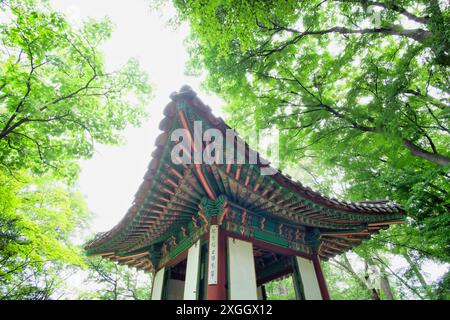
[79,257,152,300]
[0,0,152,299]
[170,0,449,244]
[0,0,152,179]
[169,0,450,298]
[0,170,90,299]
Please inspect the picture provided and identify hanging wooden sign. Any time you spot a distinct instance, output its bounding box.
[207,225,219,285]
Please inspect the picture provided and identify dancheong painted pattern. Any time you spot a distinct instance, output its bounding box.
[85,86,405,272]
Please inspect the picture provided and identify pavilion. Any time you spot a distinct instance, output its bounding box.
[85,86,405,300]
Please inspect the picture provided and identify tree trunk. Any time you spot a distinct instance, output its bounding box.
[380,273,395,300]
[364,260,381,300]
[374,254,426,299]
[403,251,434,299]
[338,253,374,298]
[403,139,450,166]
[367,254,395,300]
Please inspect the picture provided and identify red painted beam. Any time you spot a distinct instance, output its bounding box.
[177,110,216,200]
[312,254,331,300]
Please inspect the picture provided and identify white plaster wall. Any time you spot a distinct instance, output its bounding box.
[296,256,322,300]
[151,267,165,300]
[227,237,258,300]
[183,240,201,299]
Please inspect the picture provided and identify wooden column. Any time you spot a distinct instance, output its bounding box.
[261,284,268,300]
[206,222,227,300]
[312,254,330,300]
[257,286,264,300]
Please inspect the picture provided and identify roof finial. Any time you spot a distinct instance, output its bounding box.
[170,85,197,101]
[180,84,193,93]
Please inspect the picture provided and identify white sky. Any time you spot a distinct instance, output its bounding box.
[48,0,447,295]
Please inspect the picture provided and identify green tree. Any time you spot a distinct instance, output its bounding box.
[264,277,296,300]
[323,256,376,300]
[0,171,90,299]
[79,257,152,300]
[353,223,449,300]
[0,0,151,179]
[0,0,152,299]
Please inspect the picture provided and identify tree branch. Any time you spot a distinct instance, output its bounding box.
[403,138,450,166]
[256,24,432,58]
[333,0,430,24]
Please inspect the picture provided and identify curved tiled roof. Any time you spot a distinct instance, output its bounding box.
[85,86,405,268]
